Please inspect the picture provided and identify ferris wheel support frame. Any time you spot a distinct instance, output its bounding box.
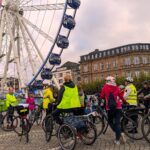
[0,10,5,57]
[5,9,23,89]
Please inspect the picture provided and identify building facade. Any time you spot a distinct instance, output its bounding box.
[80,43,150,83]
[52,61,81,86]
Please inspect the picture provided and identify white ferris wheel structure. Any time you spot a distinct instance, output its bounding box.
[0,0,80,92]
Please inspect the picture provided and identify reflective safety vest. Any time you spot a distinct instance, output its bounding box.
[6,94,18,108]
[57,86,81,109]
[126,84,137,106]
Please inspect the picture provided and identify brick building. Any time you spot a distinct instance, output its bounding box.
[80,43,150,83]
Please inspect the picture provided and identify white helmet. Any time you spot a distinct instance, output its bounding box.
[119,85,125,90]
[125,77,133,83]
[105,76,115,83]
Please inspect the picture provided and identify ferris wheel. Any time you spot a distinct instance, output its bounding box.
[0,0,80,91]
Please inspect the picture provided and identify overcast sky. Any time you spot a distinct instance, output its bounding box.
[62,0,150,63]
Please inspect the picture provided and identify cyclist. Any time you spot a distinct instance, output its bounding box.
[124,77,138,106]
[6,87,18,128]
[52,74,81,125]
[43,84,55,115]
[100,76,127,145]
[138,81,150,114]
[124,77,138,133]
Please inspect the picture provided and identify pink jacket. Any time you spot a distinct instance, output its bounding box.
[26,97,35,111]
[100,83,126,110]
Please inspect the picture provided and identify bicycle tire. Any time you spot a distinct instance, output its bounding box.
[78,121,97,145]
[1,113,17,131]
[57,124,76,150]
[141,113,150,143]
[122,112,143,140]
[44,115,53,142]
[90,115,105,137]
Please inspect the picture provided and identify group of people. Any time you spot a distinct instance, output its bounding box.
[4,74,150,145]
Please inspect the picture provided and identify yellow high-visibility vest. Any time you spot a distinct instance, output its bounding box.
[57,86,81,109]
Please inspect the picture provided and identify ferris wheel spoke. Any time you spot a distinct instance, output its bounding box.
[16,13,45,63]
[22,16,54,43]
[22,3,67,11]
[4,9,24,88]
[18,18,36,75]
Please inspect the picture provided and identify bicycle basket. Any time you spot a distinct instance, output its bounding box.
[64,116,86,129]
[16,106,29,116]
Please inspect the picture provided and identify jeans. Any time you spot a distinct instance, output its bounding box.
[108,109,122,141]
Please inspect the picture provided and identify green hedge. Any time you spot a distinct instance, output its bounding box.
[81,74,150,95]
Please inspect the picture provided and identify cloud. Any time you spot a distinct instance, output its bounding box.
[62,0,150,62]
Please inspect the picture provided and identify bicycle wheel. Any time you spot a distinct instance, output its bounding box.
[90,115,105,137]
[1,114,17,131]
[78,121,97,145]
[44,115,53,142]
[13,116,30,136]
[35,110,42,125]
[58,124,76,150]
[22,118,30,143]
[122,112,143,140]
[142,113,150,143]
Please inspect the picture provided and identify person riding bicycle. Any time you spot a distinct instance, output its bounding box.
[6,87,18,128]
[138,81,150,114]
[52,74,81,125]
[43,84,55,115]
[100,76,127,145]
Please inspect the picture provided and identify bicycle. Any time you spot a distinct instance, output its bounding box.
[28,104,43,125]
[13,104,30,143]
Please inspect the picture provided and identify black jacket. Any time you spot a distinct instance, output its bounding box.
[138,87,150,99]
[56,81,75,105]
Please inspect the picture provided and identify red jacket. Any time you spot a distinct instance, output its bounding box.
[100,83,126,110]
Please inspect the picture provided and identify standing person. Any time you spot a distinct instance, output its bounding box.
[26,92,35,116]
[100,76,127,145]
[124,77,138,133]
[138,81,150,114]
[6,87,18,128]
[43,85,55,115]
[52,74,81,124]
[124,77,138,106]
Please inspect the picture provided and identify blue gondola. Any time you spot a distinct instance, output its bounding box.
[57,35,69,49]
[49,53,61,65]
[41,68,53,80]
[32,80,43,90]
[67,0,81,9]
[63,14,76,30]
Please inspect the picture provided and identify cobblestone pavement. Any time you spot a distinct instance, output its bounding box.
[0,126,149,150]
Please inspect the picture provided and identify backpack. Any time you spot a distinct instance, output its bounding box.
[108,92,117,110]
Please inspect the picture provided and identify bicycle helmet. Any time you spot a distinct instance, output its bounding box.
[125,77,133,83]
[119,85,125,90]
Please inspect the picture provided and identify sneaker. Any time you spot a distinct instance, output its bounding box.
[121,133,126,143]
[114,140,120,146]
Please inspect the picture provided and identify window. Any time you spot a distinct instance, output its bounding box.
[99,53,102,57]
[113,60,117,68]
[84,77,88,83]
[144,71,148,76]
[100,63,104,70]
[93,75,99,81]
[146,45,149,50]
[59,73,63,78]
[142,56,148,64]
[106,63,111,69]
[84,56,86,61]
[134,57,140,65]
[83,65,88,72]
[135,45,139,50]
[135,71,140,77]
[103,51,106,57]
[112,50,115,55]
[93,63,98,71]
[91,55,94,59]
[126,72,132,77]
[95,54,98,58]
[116,49,119,54]
[59,79,63,84]
[125,57,131,65]
[121,48,124,53]
[132,45,135,50]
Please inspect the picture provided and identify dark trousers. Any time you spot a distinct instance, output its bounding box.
[7,106,14,124]
[144,100,150,114]
[108,109,122,141]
